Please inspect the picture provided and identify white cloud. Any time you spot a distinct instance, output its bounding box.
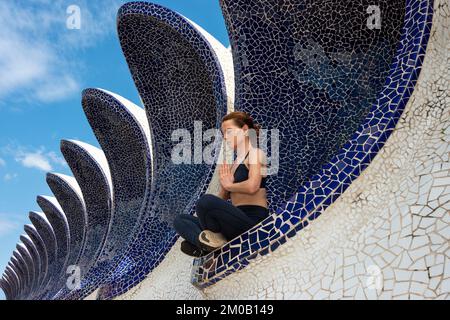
[1,144,67,172]
[0,158,5,167]
[17,152,53,171]
[0,0,125,108]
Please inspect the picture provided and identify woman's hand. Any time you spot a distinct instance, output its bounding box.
[219,163,234,191]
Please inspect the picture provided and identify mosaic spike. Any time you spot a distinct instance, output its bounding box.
[36,196,70,299]
[28,211,58,299]
[59,140,113,287]
[16,242,36,299]
[56,88,154,300]
[46,173,87,272]
[24,224,48,298]
[20,234,42,299]
[96,1,230,299]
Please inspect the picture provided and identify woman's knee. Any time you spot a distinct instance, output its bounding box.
[196,194,220,215]
[173,214,187,233]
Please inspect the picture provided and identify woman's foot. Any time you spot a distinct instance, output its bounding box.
[198,230,228,252]
[180,240,206,257]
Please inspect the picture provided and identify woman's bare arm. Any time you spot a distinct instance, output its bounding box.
[218,184,230,200]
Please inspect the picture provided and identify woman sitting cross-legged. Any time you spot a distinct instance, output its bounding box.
[173,111,269,257]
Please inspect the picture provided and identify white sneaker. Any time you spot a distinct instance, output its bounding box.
[198,230,228,251]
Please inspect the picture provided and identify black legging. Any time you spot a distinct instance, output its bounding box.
[173,194,269,249]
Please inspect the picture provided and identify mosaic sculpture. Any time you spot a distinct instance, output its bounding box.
[24,224,48,297]
[28,212,57,299]
[1,0,448,300]
[19,235,41,298]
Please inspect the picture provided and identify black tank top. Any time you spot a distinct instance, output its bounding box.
[233,151,267,188]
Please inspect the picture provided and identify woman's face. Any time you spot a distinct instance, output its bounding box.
[221,119,247,150]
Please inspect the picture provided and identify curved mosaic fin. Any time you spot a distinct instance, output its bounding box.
[36,196,70,299]
[4,275,12,301]
[7,273,19,300]
[46,173,87,271]
[5,277,14,300]
[59,140,113,285]
[20,234,41,299]
[192,0,434,287]
[97,2,229,299]
[12,251,30,299]
[57,88,154,300]
[7,277,16,300]
[16,243,35,299]
[29,211,57,299]
[5,266,20,300]
[9,257,23,300]
[8,260,21,299]
[24,224,48,297]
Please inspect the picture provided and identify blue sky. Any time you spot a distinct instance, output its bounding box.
[0,0,229,300]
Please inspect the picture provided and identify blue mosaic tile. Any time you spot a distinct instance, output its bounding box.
[20,234,42,299]
[10,268,23,299]
[24,224,48,298]
[28,211,58,299]
[58,140,113,298]
[3,272,15,300]
[11,252,31,299]
[46,173,87,285]
[192,0,434,288]
[95,1,228,299]
[56,88,154,300]
[16,243,36,299]
[36,196,70,299]
[5,265,21,300]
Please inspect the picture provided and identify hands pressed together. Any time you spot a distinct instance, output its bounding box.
[219,163,234,191]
